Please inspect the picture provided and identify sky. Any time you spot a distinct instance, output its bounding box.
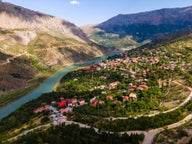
[2,0,192,26]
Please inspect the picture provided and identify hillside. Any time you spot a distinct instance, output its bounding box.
[0,1,109,105]
[0,1,90,42]
[82,6,192,49]
[0,29,192,143]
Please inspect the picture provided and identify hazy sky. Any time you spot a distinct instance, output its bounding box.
[3,0,192,26]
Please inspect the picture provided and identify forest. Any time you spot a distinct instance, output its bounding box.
[9,124,144,144]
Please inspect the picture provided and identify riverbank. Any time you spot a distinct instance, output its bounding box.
[0,66,62,108]
[0,50,121,120]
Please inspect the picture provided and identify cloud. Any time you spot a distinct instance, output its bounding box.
[70,0,80,5]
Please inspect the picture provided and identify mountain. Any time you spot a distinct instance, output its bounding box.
[1,28,192,143]
[0,1,109,103]
[0,1,90,42]
[82,6,192,49]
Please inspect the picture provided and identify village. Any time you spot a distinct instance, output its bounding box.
[34,47,190,121]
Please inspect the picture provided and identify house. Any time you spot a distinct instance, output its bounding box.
[72,98,78,106]
[51,101,56,105]
[54,116,67,124]
[142,70,147,77]
[138,84,149,90]
[34,107,44,113]
[136,78,144,83]
[130,58,137,63]
[128,83,133,87]
[122,96,129,101]
[84,66,97,72]
[106,95,113,101]
[129,93,137,99]
[59,107,72,114]
[78,98,85,105]
[58,100,67,108]
[34,105,51,113]
[98,85,105,90]
[91,99,99,107]
[66,99,73,107]
[109,81,120,89]
[101,91,107,94]
[175,52,182,56]
[128,85,137,91]
[96,67,101,71]
[44,105,51,110]
[90,97,97,103]
[99,100,105,105]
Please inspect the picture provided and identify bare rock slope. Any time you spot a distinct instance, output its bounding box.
[0,1,90,42]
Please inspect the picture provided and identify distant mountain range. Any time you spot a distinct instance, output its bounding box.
[82,6,192,48]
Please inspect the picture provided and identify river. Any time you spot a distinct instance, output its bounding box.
[0,52,121,120]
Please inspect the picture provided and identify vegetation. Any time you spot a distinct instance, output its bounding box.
[0,29,105,105]
[0,30,192,142]
[89,31,139,49]
[9,124,144,144]
[76,100,192,132]
[154,120,192,144]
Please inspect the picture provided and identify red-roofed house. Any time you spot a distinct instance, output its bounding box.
[59,107,72,114]
[138,85,149,91]
[78,98,85,105]
[109,81,120,90]
[106,96,113,101]
[128,85,137,91]
[58,101,67,108]
[91,99,99,107]
[122,96,129,101]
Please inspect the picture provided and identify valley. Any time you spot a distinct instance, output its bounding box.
[0,1,192,144]
[0,29,192,144]
[0,1,110,106]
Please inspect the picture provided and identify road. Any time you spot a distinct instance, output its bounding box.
[0,52,27,66]
[5,82,192,144]
[6,112,192,144]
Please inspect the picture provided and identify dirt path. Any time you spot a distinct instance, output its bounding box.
[0,52,27,66]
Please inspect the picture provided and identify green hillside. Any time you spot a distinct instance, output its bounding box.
[0,31,192,143]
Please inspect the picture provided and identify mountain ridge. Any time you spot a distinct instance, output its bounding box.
[82,6,192,49]
[0,1,90,43]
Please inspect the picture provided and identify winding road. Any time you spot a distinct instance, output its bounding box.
[1,50,192,144]
[6,81,192,144]
[6,112,192,144]
[105,80,192,121]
